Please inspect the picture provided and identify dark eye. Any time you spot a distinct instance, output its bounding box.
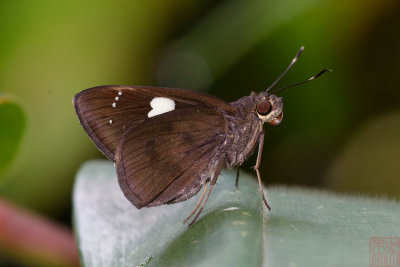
[256,101,271,115]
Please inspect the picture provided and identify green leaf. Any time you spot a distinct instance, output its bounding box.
[74,160,400,267]
[0,95,25,180]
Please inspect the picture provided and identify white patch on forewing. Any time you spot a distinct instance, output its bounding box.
[147,97,176,118]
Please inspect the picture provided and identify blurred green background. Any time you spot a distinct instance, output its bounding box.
[0,0,399,264]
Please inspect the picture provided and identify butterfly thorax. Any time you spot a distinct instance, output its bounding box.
[223,92,263,168]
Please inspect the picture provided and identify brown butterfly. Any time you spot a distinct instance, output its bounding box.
[73,47,329,225]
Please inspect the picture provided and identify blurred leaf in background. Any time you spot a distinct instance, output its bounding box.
[0,0,209,217]
[0,94,25,182]
[324,111,400,196]
[0,0,399,265]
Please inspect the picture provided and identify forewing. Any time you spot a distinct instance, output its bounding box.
[115,105,228,208]
[73,85,234,160]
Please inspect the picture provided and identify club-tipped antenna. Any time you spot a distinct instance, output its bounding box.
[266,46,304,93]
[269,69,331,94]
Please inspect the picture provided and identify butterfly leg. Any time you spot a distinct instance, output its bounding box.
[183,182,209,223]
[188,183,215,226]
[235,166,240,187]
[188,160,224,226]
[254,131,271,210]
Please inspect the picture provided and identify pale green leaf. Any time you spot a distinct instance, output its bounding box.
[74,160,400,267]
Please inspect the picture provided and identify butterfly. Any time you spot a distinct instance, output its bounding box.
[73,46,329,225]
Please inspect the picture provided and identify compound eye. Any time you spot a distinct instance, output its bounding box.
[256,101,271,115]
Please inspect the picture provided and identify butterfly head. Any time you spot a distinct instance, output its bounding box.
[254,47,330,126]
[255,92,283,125]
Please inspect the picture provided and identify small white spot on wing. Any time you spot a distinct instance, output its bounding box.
[109,120,113,124]
[115,96,119,101]
[118,91,122,96]
[112,102,116,108]
[147,97,176,118]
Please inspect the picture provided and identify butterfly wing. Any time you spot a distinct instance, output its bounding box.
[73,85,235,160]
[115,105,228,208]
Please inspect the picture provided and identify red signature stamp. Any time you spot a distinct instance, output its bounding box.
[370,237,400,266]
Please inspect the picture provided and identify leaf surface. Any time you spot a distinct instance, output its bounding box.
[74,160,400,267]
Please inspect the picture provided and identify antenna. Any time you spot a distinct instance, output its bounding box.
[269,69,331,94]
[266,46,304,93]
